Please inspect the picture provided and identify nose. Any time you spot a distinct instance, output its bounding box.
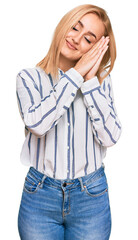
[72,34,81,44]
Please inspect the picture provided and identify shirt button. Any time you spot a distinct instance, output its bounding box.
[67,169,69,173]
[67,123,70,126]
[67,146,69,149]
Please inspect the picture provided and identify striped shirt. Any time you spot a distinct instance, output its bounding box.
[16,66,122,179]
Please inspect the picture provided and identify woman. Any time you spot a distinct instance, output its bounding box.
[16,4,122,240]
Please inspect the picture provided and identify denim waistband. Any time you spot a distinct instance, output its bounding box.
[28,163,105,191]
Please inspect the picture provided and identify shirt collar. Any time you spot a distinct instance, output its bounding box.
[58,68,64,75]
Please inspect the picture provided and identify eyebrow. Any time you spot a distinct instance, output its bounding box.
[78,20,97,39]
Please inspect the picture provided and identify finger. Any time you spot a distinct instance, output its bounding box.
[91,37,109,59]
[96,45,109,65]
[83,37,109,63]
[89,46,109,76]
[87,36,105,57]
[90,47,103,65]
[87,46,103,61]
[94,36,109,49]
[95,36,105,48]
[90,36,109,55]
[91,36,105,52]
[99,38,110,51]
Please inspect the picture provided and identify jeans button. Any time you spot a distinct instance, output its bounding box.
[63,182,67,187]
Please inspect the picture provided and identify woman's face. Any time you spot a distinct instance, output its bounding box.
[60,13,105,62]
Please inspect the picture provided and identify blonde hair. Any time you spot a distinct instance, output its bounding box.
[36,4,116,84]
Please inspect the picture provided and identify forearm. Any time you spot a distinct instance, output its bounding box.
[80,75,122,146]
[16,67,84,137]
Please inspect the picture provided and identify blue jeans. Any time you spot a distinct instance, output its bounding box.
[18,163,112,240]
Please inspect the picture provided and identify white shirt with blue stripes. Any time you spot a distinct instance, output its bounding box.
[16,66,122,179]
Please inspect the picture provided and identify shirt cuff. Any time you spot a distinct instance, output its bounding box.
[80,76,100,94]
[65,68,84,89]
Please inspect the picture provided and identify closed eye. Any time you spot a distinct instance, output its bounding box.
[72,27,78,31]
[72,27,91,44]
[84,37,91,44]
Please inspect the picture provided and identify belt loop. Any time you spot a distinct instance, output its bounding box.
[39,175,47,189]
[78,177,85,192]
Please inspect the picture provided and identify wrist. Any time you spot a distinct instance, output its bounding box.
[84,75,96,81]
[73,67,84,77]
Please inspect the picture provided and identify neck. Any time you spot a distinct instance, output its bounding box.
[58,54,77,73]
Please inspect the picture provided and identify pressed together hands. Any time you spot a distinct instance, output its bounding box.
[74,36,110,82]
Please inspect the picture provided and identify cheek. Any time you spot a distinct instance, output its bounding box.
[81,43,93,54]
[66,31,75,38]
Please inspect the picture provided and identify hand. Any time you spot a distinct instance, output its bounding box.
[84,38,109,81]
[73,36,110,80]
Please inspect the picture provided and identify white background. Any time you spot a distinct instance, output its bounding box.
[0,0,137,239]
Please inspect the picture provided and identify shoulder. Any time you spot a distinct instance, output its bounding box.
[16,66,50,85]
[17,66,41,79]
[16,67,54,95]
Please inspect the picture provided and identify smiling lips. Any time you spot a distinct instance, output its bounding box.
[66,40,77,50]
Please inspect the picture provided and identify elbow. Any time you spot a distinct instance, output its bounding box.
[24,117,47,138]
[23,111,58,137]
[25,126,46,138]
[102,126,122,147]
